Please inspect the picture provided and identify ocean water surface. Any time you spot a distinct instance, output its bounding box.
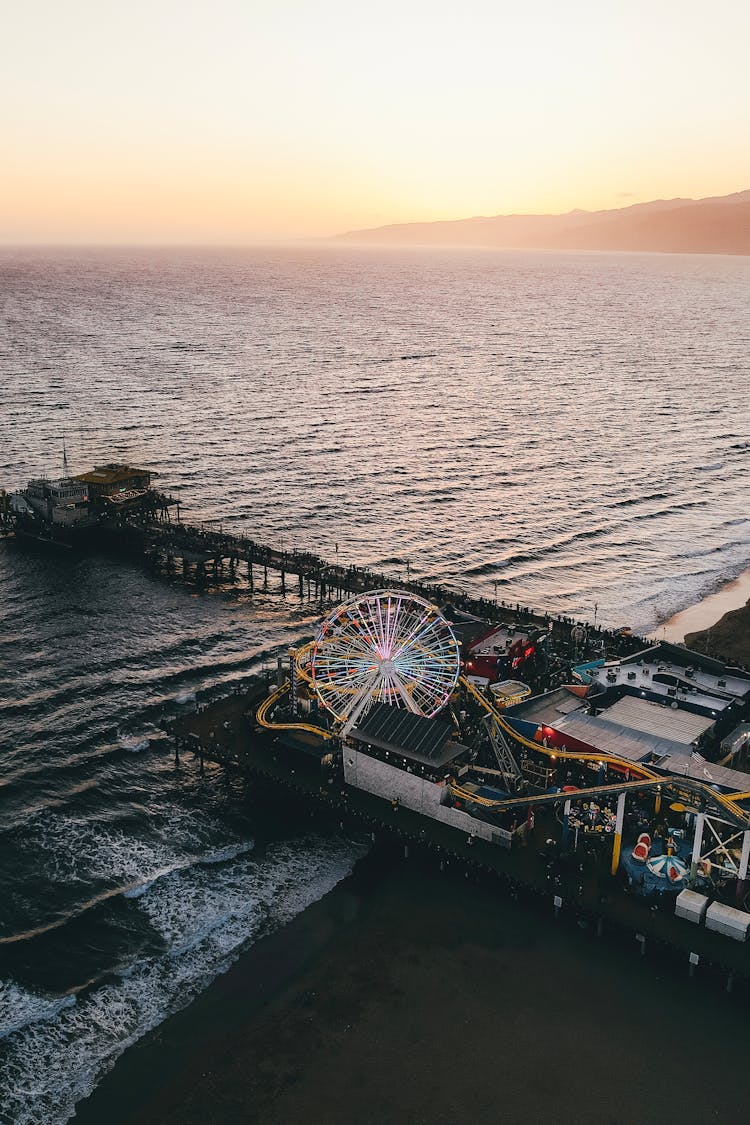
[0,245,748,1122]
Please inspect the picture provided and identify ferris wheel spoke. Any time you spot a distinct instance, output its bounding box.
[327,620,373,649]
[389,671,421,713]
[355,602,382,653]
[395,659,453,685]
[344,666,382,731]
[391,615,440,662]
[388,595,406,655]
[323,639,375,661]
[317,666,376,691]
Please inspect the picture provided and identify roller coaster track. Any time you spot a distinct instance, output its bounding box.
[255,682,334,741]
[459,676,750,828]
[451,776,665,811]
[461,676,658,780]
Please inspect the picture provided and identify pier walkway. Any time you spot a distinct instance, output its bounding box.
[138,517,647,658]
[0,477,654,656]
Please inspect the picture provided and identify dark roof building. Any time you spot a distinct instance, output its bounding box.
[348,702,465,771]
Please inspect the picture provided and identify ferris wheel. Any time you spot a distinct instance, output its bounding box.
[310,590,461,733]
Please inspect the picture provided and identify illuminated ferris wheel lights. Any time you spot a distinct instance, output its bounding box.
[308,589,461,731]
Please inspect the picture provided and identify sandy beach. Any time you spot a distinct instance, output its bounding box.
[75,847,750,1125]
[658,565,750,660]
[683,597,750,667]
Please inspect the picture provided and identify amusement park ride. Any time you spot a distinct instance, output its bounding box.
[255,588,750,898]
[307,590,462,735]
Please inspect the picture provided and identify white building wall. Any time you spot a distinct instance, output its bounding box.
[343,749,512,847]
[52,506,89,526]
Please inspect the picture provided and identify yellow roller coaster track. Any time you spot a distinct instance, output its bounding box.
[459,676,750,827]
[293,641,315,683]
[256,681,334,740]
[451,776,665,811]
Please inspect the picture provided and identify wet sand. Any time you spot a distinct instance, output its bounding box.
[76,849,750,1125]
[658,564,750,651]
[684,598,750,667]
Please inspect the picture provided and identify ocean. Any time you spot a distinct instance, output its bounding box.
[0,245,748,1122]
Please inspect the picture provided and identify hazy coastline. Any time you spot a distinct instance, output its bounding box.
[337,189,750,256]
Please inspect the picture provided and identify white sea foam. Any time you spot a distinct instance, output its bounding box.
[17,811,258,918]
[175,690,196,704]
[25,812,191,887]
[117,733,150,753]
[0,982,75,1041]
[0,834,365,1125]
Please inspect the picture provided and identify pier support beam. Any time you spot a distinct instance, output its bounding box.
[690,812,705,883]
[562,799,571,849]
[736,829,750,905]
[611,790,626,876]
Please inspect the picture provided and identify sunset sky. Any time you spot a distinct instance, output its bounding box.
[3,0,749,243]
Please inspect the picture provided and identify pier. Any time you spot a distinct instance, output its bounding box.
[126,518,658,668]
[5,464,750,993]
[1,470,653,660]
[171,681,750,990]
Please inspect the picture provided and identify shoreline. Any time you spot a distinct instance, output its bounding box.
[74,847,750,1125]
[654,563,750,648]
[73,848,390,1125]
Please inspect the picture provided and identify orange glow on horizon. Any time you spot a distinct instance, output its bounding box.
[3,0,750,243]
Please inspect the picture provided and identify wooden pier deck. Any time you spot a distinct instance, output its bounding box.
[0,480,654,658]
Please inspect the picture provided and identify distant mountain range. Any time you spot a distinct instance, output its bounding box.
[336,189,750,254]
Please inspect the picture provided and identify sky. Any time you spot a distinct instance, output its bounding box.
[3,0,750,243]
